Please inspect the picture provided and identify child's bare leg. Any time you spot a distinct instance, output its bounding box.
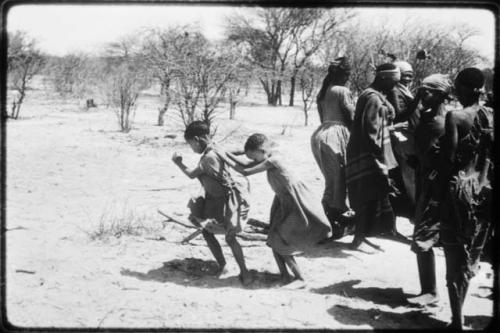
[281,255,307,289]
[273,250,293,284]
[225,233,252,285]
[201,230,226,273]
[283,255,304,281]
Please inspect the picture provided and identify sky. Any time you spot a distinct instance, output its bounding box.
[6,4,496,64]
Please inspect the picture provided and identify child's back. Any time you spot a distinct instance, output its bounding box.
[265,153,332,255]
[195,144,249,235]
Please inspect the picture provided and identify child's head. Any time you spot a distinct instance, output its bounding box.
[244,133,271,162]
[184,121,210,154]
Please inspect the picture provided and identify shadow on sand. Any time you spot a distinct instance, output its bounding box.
[464,315,494,330]
[328,304,447,329]
[120,257,283,289]
[300,239,372,259]
[311,279,413,308]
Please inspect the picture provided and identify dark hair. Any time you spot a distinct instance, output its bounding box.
[376,62,398,72]
[455,68,485,91]
[244,133,268,152]
[317,57,351,103]
[184,121,210,140]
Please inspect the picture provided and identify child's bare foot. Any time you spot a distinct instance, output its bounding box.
[216,265,228,277]
[282,278,307,290]
[239,273,255,286]
[279,274,294,285]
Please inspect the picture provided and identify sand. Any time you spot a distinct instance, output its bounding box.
[4,84,494,329]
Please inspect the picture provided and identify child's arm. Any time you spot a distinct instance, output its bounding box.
[225,151,260,168]
[217,151,271,176]
[172,152,203,179]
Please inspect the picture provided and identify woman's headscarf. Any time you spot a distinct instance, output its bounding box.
[421,74,453,99]
[393,61,413,74]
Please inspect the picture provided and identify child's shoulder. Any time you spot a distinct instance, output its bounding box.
[199,147,223,169]
[266,152,286,169]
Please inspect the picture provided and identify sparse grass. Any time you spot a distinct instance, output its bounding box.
[85,205,162,241]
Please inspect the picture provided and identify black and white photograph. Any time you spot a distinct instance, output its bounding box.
[1,0,496,330]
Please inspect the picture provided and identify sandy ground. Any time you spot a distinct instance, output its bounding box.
[4,85,495,330]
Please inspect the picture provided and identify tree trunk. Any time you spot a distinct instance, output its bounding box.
[289,75,296,106]
[13,91,25,119]
[157,95,170,126]
[229,91,236,120]
[229,102,236,120]
[304,107,309,126]
[158,80,171,126]
[277,80,282,106]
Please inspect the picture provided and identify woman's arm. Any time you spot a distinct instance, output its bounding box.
[395,88,421,123]
[172,152,203,179]
[362,96,384,156]
[436,111,460,199]
[316,101,324,123]
[340,89,356,127]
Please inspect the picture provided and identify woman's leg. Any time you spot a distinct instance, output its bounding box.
[444,244,468,329]
[408,249,439,306]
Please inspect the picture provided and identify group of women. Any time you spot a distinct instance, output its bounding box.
[311,58,493,330]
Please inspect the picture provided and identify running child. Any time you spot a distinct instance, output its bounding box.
[217,134,332,289]
[171,121,253,286]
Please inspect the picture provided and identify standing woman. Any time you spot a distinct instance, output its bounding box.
[346,63,401,250]
[407,74,452,307]
[437,68,493,329]
[388,61,419,212]
[311,57,355,237]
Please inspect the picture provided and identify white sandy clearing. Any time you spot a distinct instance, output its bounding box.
[4,86,494,330]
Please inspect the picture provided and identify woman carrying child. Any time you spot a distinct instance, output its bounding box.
[218,134,332,289]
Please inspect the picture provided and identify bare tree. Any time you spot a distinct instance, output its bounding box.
[288,9,354,106]
[7,31,44,119]
[101,34,151,132]
[227,8,313,106]
[46,52,94,101]
[298,63,320,126]
[329,20,486,95]
[142,27,193,126]
[168,30,242,129]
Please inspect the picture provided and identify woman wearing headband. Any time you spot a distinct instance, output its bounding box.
[406,74,452,307]
[311,57,355,238]
[388,61,418,215]
[437,68,493,329]
[346,63,402,250]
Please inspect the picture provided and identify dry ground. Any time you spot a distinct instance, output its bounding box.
[4,85,495,330]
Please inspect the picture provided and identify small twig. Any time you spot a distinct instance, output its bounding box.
[362,239,385,252]
[97,308,115,328]
[159,210,267,242]
[181,229,203,244]
[129,188,181,192]
[216,125,242,143]
[157,210,197,229]
[15,269,36,275]
[247,218,270,230]
[5,226,28,232]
